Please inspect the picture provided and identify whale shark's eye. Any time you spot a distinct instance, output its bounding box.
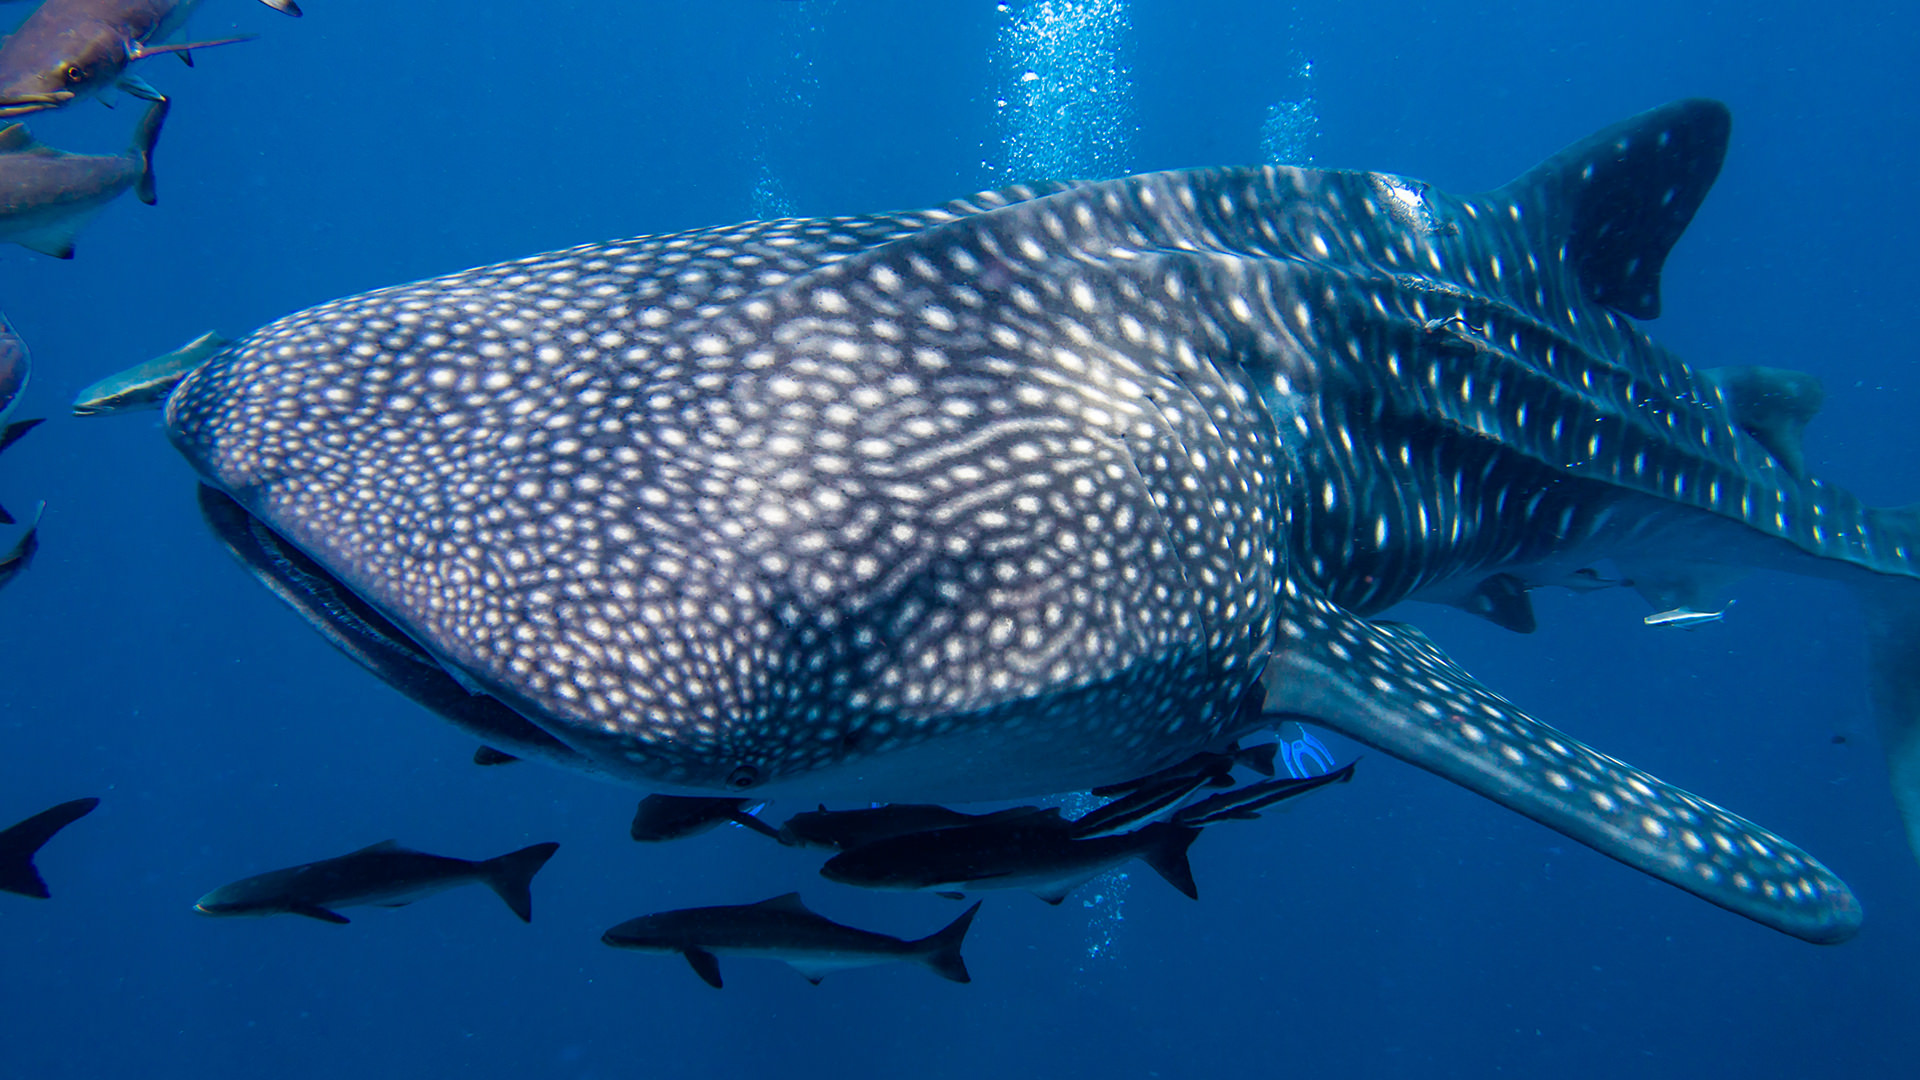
[726,765,760,789]
[63,65,86,84]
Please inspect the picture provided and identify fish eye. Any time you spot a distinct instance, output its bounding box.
[726,764,759,789]
[63,65,86,83]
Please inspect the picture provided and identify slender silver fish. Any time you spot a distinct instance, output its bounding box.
[73,330,229,416]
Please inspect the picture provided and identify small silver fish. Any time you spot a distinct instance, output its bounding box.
[73,330,228,416]
[1643,602,1735,630]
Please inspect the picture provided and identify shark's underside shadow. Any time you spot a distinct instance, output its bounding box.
[108,98,1920,945]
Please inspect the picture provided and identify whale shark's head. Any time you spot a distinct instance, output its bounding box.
[167,187,1288,801]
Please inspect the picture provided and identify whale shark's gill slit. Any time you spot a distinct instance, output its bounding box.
[1260,598,1861,945]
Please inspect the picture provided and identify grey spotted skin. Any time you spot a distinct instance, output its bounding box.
[164,99,1918,944]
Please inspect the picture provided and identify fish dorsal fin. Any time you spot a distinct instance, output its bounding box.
[1493,98,1730,319]
[0,123,42,154]
[751,892,813,915]
[1700,365,1824,479]
[352,839,403,855]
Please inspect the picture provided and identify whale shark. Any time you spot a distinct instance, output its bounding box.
[134,98,1919,945]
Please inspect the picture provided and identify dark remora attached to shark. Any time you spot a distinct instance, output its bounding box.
[628,793,782,842]
[822,817,1203,904]
[122,98,1920,945]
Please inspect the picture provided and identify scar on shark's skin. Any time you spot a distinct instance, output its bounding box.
[87,99,1920,945]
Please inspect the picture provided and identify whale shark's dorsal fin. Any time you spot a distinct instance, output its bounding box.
[1493,98,1731,320]
[1700,365,1825,479]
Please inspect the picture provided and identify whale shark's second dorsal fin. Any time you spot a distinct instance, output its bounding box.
[1493,98,1731,320]
[1700,365,1825,479]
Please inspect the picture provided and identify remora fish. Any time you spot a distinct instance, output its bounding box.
[73,330,228,416]
[1068,772,1215,838]
[602,893,980,988]
[778,803,1056,851]
[194,839,559,923]
[1644,603,1732,630]
[147,99,1907,944]
[629,794,783,842]
[0,97,167,258]
[1088,742,1278,798]
[0,0,299,119]
[0,796,99,897]
[820,819,1202,904]
[1173,762,1357,827]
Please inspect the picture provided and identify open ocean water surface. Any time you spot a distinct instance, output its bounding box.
[1,2,1916,1077]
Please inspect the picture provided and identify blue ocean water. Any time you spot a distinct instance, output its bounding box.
[2,0,1917,1075]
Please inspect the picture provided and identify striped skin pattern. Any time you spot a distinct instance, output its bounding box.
[167,100,1885,942]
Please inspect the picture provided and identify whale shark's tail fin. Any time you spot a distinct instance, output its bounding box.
[1855,506,1920,867]
[1260,590,1861,944]
[480,841,560,923]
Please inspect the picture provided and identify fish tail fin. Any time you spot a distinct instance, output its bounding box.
[480,841,559,922]
[912,901,981,984]
[1137,823,1202,900]
[0,797,99,898]
[131,98,170,206]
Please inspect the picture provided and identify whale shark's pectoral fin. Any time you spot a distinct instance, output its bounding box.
[1259,601,1861,944]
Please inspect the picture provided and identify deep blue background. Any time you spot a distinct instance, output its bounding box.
[2,2,1916,1076]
